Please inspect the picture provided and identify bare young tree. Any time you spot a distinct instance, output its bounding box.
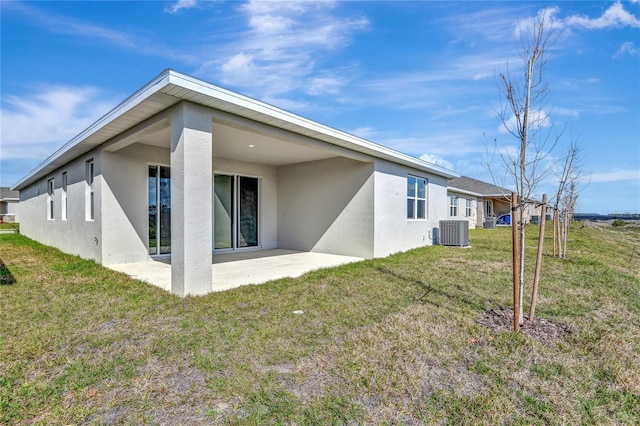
[552,141,586,259]
[492,10,560,325]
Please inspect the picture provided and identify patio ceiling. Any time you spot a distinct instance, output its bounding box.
[125,118,341,167]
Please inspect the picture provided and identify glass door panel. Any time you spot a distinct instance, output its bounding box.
[159,166,171,254]
[213,174,259,250]
[148,166,157,255]
[214,174,234,249]
[238,176,259,247]
[148,165,170,255]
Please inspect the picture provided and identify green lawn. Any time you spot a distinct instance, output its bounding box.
[1,224,638,424]
[0,222,19,231]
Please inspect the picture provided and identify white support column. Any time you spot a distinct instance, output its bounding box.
[170,102,213,296]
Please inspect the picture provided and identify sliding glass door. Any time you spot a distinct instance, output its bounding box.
[214,175,234,249]
[148,165,171,255]
[214,174,259,250]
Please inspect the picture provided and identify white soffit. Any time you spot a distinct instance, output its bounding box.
[13,69,458,190]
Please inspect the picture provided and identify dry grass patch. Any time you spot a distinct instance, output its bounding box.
[1,224,639,424]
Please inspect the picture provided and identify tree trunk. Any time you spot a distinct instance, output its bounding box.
[511,192,520,332]
[529,194,547,322]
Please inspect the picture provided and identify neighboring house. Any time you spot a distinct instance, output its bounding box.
[13,69,459,296]
[448,176,540,228]
[0,187,19,223]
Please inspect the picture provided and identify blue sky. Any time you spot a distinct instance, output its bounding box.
[1,0,639,213]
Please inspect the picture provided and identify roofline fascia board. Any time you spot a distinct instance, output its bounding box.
[13,69,459,189]
[448,187,482,197]
[12,70,173,190]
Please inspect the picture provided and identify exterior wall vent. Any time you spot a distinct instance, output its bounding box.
[439,220,469,246]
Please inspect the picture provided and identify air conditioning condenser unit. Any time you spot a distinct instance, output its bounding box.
[439,220,469,247]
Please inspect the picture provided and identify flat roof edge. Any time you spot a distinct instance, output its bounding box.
[13,69,460,188]
[167,71,459,178]
[12,69,174,190]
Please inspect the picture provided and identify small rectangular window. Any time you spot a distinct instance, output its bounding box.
[407,176,427,219]
[86,160,94,221]
[47,178,55,220]
[450,195,458,217]
[465,199,472,217]
[61,172,68,220]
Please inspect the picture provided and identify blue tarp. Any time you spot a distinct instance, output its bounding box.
[497,214,511,225]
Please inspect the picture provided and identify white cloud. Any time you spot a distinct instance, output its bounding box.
[588,170,640,183]
[348,126,378,140]
[0,85,116,160]
[5,1,196,62]
[6,1,136,47]
[515,6,565,38]
[260,96,310,112]
[307,75,346,96]
[419,153,454,170]
[165,0,198,14]
[565,2,640,29]
[514,2,640,39]
[614,41,640,58]
[198,0,368,100]
[498,109,550,134]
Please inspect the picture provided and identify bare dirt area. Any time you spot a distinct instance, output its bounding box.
[477,307,575,344]
[579,219,640,229]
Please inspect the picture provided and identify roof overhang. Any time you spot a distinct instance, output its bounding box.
[13,69,459,190]
[448,186,481,197]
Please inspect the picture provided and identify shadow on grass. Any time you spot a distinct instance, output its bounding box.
[0,257,16,285]
[374,265,484,311]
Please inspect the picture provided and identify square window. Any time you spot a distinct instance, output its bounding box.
[407,176,427,219]
[450,195,458,217]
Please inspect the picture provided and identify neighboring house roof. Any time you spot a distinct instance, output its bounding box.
[0,187,19,201]
[448,176,512,198]
[13,69,459,190]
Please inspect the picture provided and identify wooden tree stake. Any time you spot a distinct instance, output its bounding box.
[529,194,547,322]
[511,192,520,332]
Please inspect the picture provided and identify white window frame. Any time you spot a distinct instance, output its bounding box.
[465,198,473,217]
[407,175,427,220]
[450,195,458,217]
[213,172,263,251]
[47,178,55,220]
[61,172,68,221]
[85,160,94,221]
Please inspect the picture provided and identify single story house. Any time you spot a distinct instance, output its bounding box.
[13,69,459,296]
[0,187,19,223]
[447,176,540,228]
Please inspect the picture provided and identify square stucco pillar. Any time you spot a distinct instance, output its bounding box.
[170,102,213,296]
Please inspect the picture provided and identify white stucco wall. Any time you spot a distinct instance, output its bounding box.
[18,151,102,261]
[213,157,278,250]
[448,190,479,228]
[101,143,170,264]
[277,156,375,258]
[372,160,449,257]
[0,200,19,222]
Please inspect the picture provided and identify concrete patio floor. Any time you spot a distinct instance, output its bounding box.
[106,249,363,293]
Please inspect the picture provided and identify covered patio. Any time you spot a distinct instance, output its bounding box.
[106,250,363,293]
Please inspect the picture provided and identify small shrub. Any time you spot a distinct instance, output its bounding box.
[612,219,626,227]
